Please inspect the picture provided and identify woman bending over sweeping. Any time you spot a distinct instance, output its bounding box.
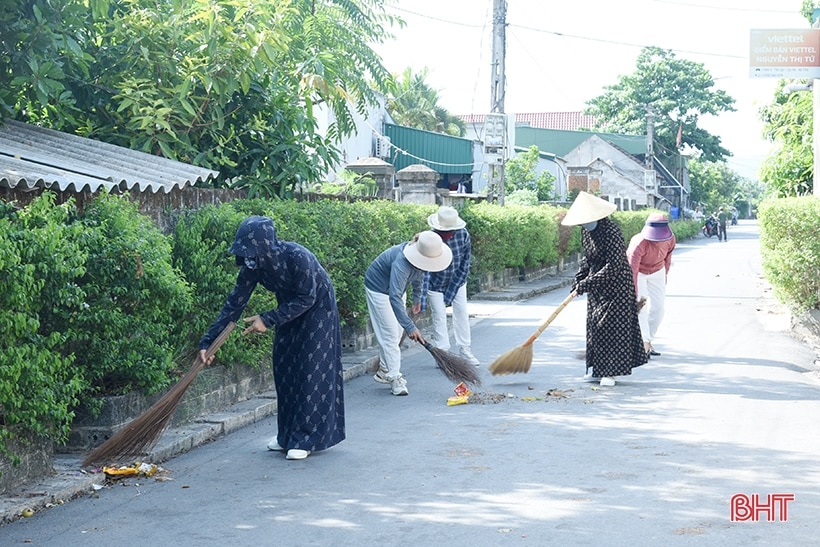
[198,216,345,461]
[561,192,647,387]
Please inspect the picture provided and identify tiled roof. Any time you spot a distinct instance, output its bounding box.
[0,119,218,194]
[458,111,598,131]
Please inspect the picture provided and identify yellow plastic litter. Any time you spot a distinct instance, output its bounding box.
[103,462,158,478]
[103,466,138,477]
[447,395,470,406]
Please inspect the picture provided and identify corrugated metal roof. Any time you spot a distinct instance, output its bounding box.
[0,119,219,194]
[459,111,599,131]
[515,126,647,158]
[382,124,473,174]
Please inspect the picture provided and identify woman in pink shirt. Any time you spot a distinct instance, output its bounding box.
[627,213,676,358]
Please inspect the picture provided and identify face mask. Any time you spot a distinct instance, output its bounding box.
[581,220,598,231]
[244,256,258,270]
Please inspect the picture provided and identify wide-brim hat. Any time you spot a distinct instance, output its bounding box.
[428,206,466,231]
[561,191,617,226]
[403,231,453,272]
[642,213,674,242]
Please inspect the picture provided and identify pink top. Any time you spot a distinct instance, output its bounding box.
[626,233,676,294]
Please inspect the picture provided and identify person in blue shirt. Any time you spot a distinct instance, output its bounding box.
[365,231,452,396]
[421,206,479,365]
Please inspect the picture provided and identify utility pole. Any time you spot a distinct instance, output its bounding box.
[485,0,507,205]
[490,0,506,115]
[814,12,820,196]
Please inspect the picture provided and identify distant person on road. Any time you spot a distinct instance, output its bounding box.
[627,213,676,359]
[562,191,648,387]
[422,206,479,366]
[366,231,452,396]
[717,206,729,241]
[198,216,345,461]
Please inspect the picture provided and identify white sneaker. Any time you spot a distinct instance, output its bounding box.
[391,375,409,396]
[267,438,284,451]
[582,368,598,382]
[599,377,616,387]
[286,449,310,460]
[373,368,391,384]
[459,347,480,366]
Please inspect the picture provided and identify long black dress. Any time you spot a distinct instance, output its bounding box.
[200,217,345,453]
[574,217,647,378]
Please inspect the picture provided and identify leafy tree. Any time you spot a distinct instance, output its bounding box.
[585,47,736,164]
[759,83,813,197]
[505,145,555,201]
[687,158,743,213]
[385,67,466,136]
[1,0,398,198]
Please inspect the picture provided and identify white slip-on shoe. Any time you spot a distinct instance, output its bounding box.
[286,449,310,460]
[267,438,284,451]
[599,377,616,387]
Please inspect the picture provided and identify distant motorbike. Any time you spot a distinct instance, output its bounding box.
[702,216,719,238]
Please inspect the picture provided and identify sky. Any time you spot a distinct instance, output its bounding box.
[374,0,810,179]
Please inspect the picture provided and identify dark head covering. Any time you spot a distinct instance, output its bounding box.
[229,216,281,259]
[641,213,673,242]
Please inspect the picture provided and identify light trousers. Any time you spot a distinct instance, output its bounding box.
[365,288,404,379]
[428,284,471,351]
[636,267,667,344]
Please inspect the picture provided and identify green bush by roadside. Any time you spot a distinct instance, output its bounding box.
[759,197,820,312]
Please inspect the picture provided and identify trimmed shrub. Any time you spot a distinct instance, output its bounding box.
[759,197,820,311]
[0,196,83,466]
[66,193,194,405]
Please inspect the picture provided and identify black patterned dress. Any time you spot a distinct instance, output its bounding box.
[200,217,345,453]
[574,217,647,377]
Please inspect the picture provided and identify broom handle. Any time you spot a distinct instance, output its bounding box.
[202,321,237,361]
[523,291,576,346]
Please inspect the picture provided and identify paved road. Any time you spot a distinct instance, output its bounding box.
[3,220,820,546]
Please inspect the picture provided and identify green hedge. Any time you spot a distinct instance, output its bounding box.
[0,192,701,465]
[759,197,820,311]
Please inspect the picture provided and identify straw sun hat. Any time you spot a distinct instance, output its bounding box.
[428,206,466,231]
[642,213,674,242]
[561,191,618,226]
[403,231,453,272]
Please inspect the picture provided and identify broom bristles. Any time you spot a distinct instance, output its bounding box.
[82,322,235,467]
[423,342,482,386]
[488,343,534,376]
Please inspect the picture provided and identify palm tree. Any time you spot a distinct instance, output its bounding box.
[386,67,466,137]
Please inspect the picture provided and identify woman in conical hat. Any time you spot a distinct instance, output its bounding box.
[562,192,647,386]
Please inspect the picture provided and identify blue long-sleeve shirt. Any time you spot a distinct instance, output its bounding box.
[364,243,424,334]
[421,228,471,307]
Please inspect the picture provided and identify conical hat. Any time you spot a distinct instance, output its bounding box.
[561,191,617,226]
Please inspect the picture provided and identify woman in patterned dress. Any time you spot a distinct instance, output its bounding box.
[198,216,344,460]
[562,192,647,387]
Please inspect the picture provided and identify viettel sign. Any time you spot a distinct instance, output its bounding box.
[750,28,820,78]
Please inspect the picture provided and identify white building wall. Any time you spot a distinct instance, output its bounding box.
[314,97,394,182]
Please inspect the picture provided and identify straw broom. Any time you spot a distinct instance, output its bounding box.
[420,340,482,386]
[82,322,236,467]
[374,311,482,386]
[488,291,577,376]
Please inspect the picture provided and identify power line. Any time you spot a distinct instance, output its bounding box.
[652,0,798,14]
[384,3,791,61]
